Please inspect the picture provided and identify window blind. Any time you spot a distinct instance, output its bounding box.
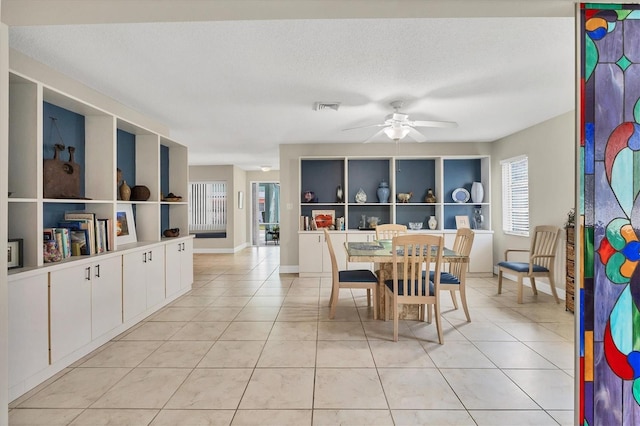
[188,182,227,232]
[501,156,529,236]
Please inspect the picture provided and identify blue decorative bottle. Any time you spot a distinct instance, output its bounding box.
[377,180,390,203]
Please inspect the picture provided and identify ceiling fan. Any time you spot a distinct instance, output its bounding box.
[344,100,458,143]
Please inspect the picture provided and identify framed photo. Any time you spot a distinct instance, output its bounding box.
[455,215,470,229]
[8,238,23,269]
[116,204,137,245]
[312,209,335,229]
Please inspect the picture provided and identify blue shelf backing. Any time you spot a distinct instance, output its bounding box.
[301,159,344,203]
[43,102,86,196]
[161,145,170,196]
[347,159,390,203]
[117,129,136,186]
[443,159,481,201]
[395,159,436,203]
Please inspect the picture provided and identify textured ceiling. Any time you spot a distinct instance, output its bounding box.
[6,5,576,170]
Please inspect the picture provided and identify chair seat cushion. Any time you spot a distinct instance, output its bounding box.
[384,279,435,296]
[339,269,378,283]
[425,271,460,284]
[497,261,548,273]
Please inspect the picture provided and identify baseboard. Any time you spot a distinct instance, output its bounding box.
[279,265,299,274]
[494,266,566,300]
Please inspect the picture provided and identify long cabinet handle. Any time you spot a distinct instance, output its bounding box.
[143,252,147,263]
[85,266,91,281]
[178,243,182,252]
[148,250,153,262]
[95,264,101,278]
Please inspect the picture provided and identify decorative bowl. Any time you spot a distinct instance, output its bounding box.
[408,222,423,230]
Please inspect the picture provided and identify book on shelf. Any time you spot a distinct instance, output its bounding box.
[54,228,71,258]
[64,212,96,255]
[69,229,90,256]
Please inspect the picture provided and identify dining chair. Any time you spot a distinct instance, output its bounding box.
[497,225,561,304]
[375,223,407,240]
[425,228,474,321]
[323,228,379,319]
[384,234,444,343]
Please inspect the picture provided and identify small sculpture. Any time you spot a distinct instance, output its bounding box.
[336,185,344,202]
[425,188,437,203]
[163,228,180,238]
[355,188,367,203]
[302,190,316,203]
[397,192,413,203]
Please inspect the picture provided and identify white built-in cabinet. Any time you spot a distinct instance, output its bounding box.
[123,245,165,321]
[165,238,194,297]
[8,274,49,397]
[6,67,195,402]
[49,255,122,363]
[299,156,494,276]
[299,232,346,275]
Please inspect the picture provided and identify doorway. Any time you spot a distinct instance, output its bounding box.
[251,181,280,246]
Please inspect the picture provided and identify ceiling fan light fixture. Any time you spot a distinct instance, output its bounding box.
[383,126,410,141]
[260,165,272,172]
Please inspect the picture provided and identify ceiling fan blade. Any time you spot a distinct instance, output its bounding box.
[363,128,386,143]
[407,127,428,143]
[342,123,386,131]
[410,120,458,128]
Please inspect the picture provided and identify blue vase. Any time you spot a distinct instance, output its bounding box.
[377,181,390,203]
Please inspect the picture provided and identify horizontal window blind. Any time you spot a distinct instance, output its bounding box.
[188,182,227,232]
[501,156,529,236]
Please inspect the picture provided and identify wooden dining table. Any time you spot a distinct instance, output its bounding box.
[344,241,469,320]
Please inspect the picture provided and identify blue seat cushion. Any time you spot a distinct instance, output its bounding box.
[384,279,435,296]
[339,269,378,283]
[497,261,548,273]
[424,271,460,284]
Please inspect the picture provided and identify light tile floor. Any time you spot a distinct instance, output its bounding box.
[9,246,576,425]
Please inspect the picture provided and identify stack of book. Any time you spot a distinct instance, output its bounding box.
[43,211,113,261]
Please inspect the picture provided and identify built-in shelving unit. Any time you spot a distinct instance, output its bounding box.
[8,72,189,272]
[6,69,193,402]
[299,155,491,231]
[298,155,494,277]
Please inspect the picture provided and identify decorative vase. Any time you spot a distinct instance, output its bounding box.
[376,181,390,203]
[355,188,367,203]
[119,180,131,201]
[473,208,484,230]
[336,185,344,202]
[131,185,151,201]
[425,188,437,203]
[471,181,484,204]
[428,215,437,230]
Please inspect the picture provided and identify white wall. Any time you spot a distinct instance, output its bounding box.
[490,111,575,290]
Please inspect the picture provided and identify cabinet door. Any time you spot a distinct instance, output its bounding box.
[91,256,123,339]
[8,274,49,389]
[123,251,147,322]
[50,264,92,363]
[180,239,193,289]
[299,233,324,274]
[469,233,493,273]
[146,246,166,308]
[165,241,182,297]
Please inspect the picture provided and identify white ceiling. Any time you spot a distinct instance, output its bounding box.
[3,1,577,171]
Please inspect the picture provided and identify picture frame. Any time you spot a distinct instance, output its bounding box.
[8,238,23,269]
[116,204,137,245]
[312,209,335,229]
[455,215,470,229]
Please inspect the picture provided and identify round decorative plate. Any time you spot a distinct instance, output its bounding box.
[452,187,470,203]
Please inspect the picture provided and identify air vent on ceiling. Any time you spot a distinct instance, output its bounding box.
[313,102,341,111]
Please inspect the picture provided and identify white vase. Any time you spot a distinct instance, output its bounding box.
[428,215,437,230]
[471,181,484,204]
